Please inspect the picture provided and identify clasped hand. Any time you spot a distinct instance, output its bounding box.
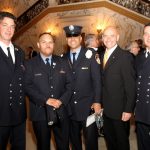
[91,103,102,114]
[46,98,62,108]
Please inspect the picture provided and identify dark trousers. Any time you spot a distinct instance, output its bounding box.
[136,122,150,150]
[70,120,98,150]
[103,115,130,150]
[33,119,69,150]
[0,122,26,150]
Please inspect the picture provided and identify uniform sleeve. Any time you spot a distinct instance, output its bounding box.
[24,61,48,106]
[90,51,102,103]
[59,58,73,106]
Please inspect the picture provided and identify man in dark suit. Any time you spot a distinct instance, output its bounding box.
[25,32,72,150]
[102,26,136,150]
[0,11,26,150]
[63,25,102,150]
[135,22,150,150]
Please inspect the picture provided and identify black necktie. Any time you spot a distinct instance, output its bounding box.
[7,47,13,64]
[45,58,51,73]
[72,53,76,64]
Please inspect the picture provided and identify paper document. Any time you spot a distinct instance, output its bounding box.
[86,113,96,127]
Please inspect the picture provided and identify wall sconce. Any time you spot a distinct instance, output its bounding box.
[97,26,102,34]
[46,29,51,34]
[97,25,102,39]
[2,7,13,14]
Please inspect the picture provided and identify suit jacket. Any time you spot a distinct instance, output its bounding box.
[102,46,136,120]
[0,45,26,126]
[135,50,150,125]
[65,47,102,121]
[25,54,72,121]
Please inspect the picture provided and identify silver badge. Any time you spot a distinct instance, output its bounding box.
[69,25,74,31]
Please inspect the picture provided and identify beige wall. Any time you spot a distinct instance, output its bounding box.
[14,7,144,55]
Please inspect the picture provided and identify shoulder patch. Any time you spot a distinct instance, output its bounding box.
[95,54,101,64]
[85,49,93,59]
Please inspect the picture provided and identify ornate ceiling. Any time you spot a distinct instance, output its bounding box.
[0,0,38,17]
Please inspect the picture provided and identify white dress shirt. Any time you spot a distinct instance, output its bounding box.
[0,41,15,64]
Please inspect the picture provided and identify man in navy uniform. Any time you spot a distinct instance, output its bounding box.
[102,26,136,150]
[0,11,26,150]
[25,32,72,150]
[63,25,102,150]
[135,22,150,150]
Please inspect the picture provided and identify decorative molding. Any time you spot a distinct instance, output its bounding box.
[13,0,150,40]
[16,0,49,31]
[110,0,150,18]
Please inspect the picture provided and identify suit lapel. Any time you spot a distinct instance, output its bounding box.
[51,56,57,75]
[137,51,150,73]
[66,52,73,69]
[14,46,20,70]
[36,54,50,75]
[0,46,14,72]
[37,54,57,76]
[104,47,120,70]
[73,47,85,68]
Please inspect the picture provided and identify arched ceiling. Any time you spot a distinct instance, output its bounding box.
[0,0,38,17]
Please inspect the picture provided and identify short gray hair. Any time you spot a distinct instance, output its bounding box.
[84,34,97,47]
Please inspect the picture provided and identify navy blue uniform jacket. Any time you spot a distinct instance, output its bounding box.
[65,47,102,121]
[25,54,72,121]
[0,45,26,126]
[135,50,150,125]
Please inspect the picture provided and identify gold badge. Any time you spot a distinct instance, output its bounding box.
[95,54,101,64]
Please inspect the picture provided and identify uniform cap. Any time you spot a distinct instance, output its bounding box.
[63,25,82,37]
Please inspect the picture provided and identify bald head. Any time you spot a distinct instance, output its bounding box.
[103,26,119,35]
[102,26,120,49]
